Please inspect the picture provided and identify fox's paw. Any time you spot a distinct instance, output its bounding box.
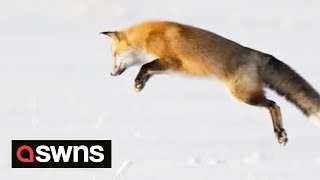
[134,81,145,92]
[275,129,288,146]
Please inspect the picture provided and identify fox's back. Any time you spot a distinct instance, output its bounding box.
[123,21,265,78]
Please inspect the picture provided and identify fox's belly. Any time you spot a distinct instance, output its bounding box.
[178,59,219,77]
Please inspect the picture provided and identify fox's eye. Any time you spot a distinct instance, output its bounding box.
[113,52,117,57]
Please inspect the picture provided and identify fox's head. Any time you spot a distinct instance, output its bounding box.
[100,31,157,76]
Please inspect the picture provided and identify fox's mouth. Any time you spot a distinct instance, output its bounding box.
[111,68,126,76]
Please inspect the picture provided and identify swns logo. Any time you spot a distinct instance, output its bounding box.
[12,140,111,168]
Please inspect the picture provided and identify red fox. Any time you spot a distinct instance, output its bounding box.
[100,21,320,146]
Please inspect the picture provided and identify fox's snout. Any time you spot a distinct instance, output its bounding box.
[110,63,126,76]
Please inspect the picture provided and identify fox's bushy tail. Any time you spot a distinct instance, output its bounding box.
[261,55,320,125]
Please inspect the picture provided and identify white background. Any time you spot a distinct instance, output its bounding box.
[0,0,319,179]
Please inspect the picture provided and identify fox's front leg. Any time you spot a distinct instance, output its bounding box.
[134,59,168,92]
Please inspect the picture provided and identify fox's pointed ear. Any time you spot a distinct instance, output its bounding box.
[100,31,121,42]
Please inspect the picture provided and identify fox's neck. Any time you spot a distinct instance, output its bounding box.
[124,48,158,65]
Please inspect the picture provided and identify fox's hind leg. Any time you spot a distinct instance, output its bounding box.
[134,59,168,92]
[264,100,288,146]
[228,80,288,146]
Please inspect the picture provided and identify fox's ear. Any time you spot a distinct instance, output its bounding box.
[100,31,121,42]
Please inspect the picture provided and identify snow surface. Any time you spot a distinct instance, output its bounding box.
[0,0,320,179]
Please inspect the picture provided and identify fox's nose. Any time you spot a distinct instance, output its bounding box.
[110,73,115,76]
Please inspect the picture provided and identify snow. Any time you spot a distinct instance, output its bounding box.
[113,160,134,180]
[0,0,320,180]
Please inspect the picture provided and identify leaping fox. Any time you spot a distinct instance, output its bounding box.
[100,21,320,146]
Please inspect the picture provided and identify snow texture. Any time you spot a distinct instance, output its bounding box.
[0,0,320,180]
[113,160,134,180]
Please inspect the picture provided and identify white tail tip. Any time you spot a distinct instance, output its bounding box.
[309,112,320,127]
